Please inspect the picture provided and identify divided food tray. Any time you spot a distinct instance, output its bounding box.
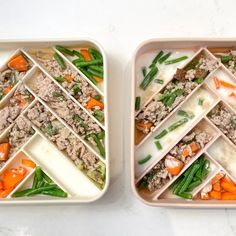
[0,39,109,203]
[131,39,236,207]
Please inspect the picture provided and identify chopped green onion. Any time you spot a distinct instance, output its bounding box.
[168,118,188,132]
[55,45,74,56]
[139,65,158,90]
[154,79,164,84]
[135,96,141,110]
[138,154,152,165]
[53,53,66,70]
[149,51,164,68]
[164,56,188,65]
[158,52,172,64]
[177,110,194,119]
[155,129,168,139]
[155,140,162,150]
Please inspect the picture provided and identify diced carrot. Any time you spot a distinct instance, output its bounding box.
[182,148,190,158]
[87,97,104,110]
[3,84,13,95]
[16,166,27,176]
[136,121,153,130]
[213,182,221,192]
[22,159,36,168]
[209,190,222,200]
[213,76,220,89]
[0,187,13,198]
[190,142,199,153]
[0,181,4,190]
[229,92,236,98]
[8,55,29,72]
[93,76,103,83]
[201,192,210,200]
[66,75,73,83]
[219,80,236,89]
[164,155,184,176]
[80,49,90,61]
[0,143,10,161]
[211,172,225,185]
[222,175,234,185]
[221,192,236,200]
[221,181,236,194]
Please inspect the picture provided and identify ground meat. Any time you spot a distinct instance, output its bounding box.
[173,68,186,81]
[208,103,236,144]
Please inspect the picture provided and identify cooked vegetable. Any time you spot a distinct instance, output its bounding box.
[79,68,98,85]
[220,54,233,63]
[182,142,199,158]
[65,75,73,83]
[139,65,158,90]
[135,96,141,110]
[74,59,103,68]
[54,76,66,83]
[136,121,153,130]
[88,134,105,157]
[73,50,85,60]
[165,155,183,176]
[150,51,164,67]
[164,56,188,65]
[8,55,29,72]
[221,192,236,200]
[219,80,236,89]
[88,65,103,73]
[80,49,91,61]
[4,84,13,95]
[142,67,147,77]
[88,48,103,60]
[87,97,104,110]
[155,129,168,139]
[22,159,36,168]
[158,52,172,64]
[154,79,164,84]
[168,118,188,132]
[213,76,220,89]
[94,110,104,122]
[55,45,74,56]
[155,140,162,150]
[209,190,221,200]
[54,53,66,70]
[0,143,10,161]
[42,122,57,136]
[138,154,152,165]
[198,98,204,105]
[87,68,103,79]
[177,110,194,119]
[229,92,236,97]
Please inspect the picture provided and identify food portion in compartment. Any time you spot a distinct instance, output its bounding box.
[55,45,104,86]
[0,85,34,132]
[0,54,31,101]
[28,72,105,157]
[0,117,35,169]
[137,127,212,193]
[208,102,236,145]
[25,102,106,188]
[197,171,236,200]
[12,166,67,198]
[33,48,104,122]
[135,54,218,139]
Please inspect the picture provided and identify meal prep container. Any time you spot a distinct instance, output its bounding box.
[131,39,236,207]
[0,39,109,204]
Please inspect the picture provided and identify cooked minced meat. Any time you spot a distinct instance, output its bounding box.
[35,52,103,115]
[0,85,33,132]
[30,73,102,140]
[208,103,236,144]
[8,116,35,156]
[138,129,212,191]
[136,56,218,134]
[26,102,105,186]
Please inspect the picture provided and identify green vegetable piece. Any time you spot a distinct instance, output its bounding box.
[74,59,103,68]
[139,65,158,90]
[164,56,188,65]
[97,130,105,140]
[54,76,66,83]
[32,174,38,189]
[88,48,103,60]
[55,45,74,56]
[94,94,102,100]
[150,51,164,67]
[79,68,98,85]
[35,166,43,181]
[170,176,184,192]
[90,134,105,157]
[43,172,52,184]
[70,84,81,94]
[142,67,147,77]
[155,140,162,150]
[154,79,164,84]
[195,77,204,84]
[88,65,103,73]
[185,60,199,71]
[177,110,194,119]
[12,189,32,198]
[52,92,65,101]
[41,189,67,198]
[138,154,152,165]
[25,185,57,196]
[54,53,66,70]
[135,96,141,110]
[87,68,103,79]
[42,122,57,136]
[177,192,192,199]
[94,110,104,122]
[220,54,233,64]
[187,179,202,192]
[0,91,3,101]
[72,50,85,61]
[155,129,168,139]
[168,118,188,132]
[158,52,172,64]
[198,98,204,106]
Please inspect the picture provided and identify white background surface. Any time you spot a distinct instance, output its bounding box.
[1,0,236,235]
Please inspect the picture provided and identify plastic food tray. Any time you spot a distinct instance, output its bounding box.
[0,39,109,204]
[131,39,236,207]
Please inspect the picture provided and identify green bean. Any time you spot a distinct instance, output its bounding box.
[72,50,85,60]
[154,79,164,84]
[173,177,186,195]
[41,189,67,198]
[88,48,103,60]
[88,65,103,73]
[187,179,202,192]
[155,140,162,150]
[55,45,74,56]
[91,134,105,157]
[138,154,152,165]
[36,180,44,188]
[97,130,105,140]
[94,94,102,100]
[149,51,164,68]
[35,167,43,181]
[155,129,168,139]
[195,77,204,84]
[25,185,57,196]
[139,65,158,90]
[168,118,188,132]
[201,160,210,179]
[32,174,38,189]
[53,53,66,70]
[220,55,233,64]
[185,60,199,71]
[135,96,141,110]
[164,56,188,65]
[12,189,32,198]
[43,173,52,184]
[70,84,81,93]
[178,163,201,194]
[170,176,183,192]
[87,68,103,78]
[158,52,172,64]
[177,110,194,119]
[79,68,98,85]
[177,192,192,199]
[142,67,147,77]
[54,76,66,83]
[74,59,103,68]
[94,110,104,122]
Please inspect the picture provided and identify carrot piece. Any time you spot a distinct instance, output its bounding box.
[80,49,90,61]
[190,142,199,153]
[4,84,13,95]
[0,181,4,190]
[219,80,236,89]
[201,192,210,200]
[221,181,236,194]
[0,143,10,161]
[213,76,220,89]
[93,76,103,83]
[86,97,104,110]
[136,121,153,130]
[229,92,236,98]
[164,155,184,176]
[222,175,234,185]
[209,190,222,200]
[182,148,190,158]
[221,192,236,200]
[8,55,28,72]
[65,75,73,83]
[211,172,225,184]
[0,187,13,198]
[22,159,36,168]
[213,182,221,192]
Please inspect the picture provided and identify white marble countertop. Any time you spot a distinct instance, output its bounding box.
[1,0,236,235]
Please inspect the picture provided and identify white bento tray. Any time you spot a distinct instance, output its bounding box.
[131,39,236,208]
[0,39,109,204]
